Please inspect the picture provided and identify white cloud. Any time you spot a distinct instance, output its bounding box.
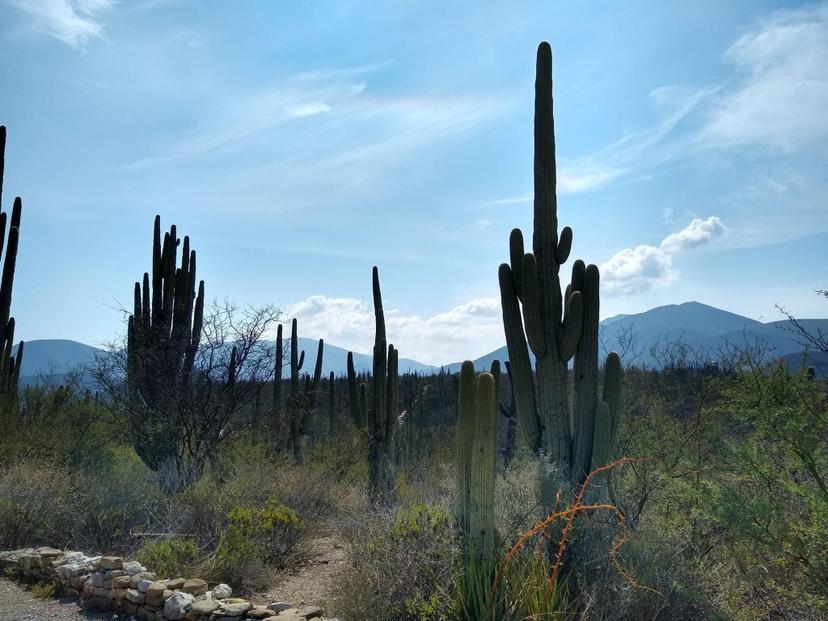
[660,216,728,254]
[284,102,332,118]
[286,295,502,365]
[601,216,726,295]
[702,4,828,151]
[1,0,112,47]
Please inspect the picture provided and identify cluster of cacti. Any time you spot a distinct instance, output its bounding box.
[497,43,623,512]
[456,360,500,568]
[0,126,24,405]
[127,216,240,485]
[346,266,400,500]
[273,318,324,463]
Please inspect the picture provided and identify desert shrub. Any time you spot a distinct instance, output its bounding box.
[213,501,303,588]
[136,537,199,579]
[332,502,457,620]
[0,460,77,549]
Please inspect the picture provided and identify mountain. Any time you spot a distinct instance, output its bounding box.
[12,337,437,386]
[13,339,104,386]
[284,338,437,377]
[13,302,827,382]
[453,302,828,372]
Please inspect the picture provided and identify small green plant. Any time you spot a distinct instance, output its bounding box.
[136,537,199,579]
[31,582,56,600]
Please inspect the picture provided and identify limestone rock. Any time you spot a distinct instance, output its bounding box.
[212,582,232,599]
[298,605,324,619]
[126,588,146,604]
[183,577,208,595]
[163,590,194,620]
[218,598,252,616]
[123,560,144,575]
[165,577,186,590]
[99,556,123,570]
[268,602,295,612]
[190,597,219,615]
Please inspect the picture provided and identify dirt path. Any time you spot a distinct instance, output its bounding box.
[263,535,348,610]
[0,578,110,621]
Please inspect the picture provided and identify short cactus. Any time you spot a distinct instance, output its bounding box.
[456,360,499,567]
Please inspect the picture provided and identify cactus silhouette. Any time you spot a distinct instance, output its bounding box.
[497,43,623,516]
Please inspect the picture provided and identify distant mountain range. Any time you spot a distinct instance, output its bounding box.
[13,302,827,385]
[452,301,827,372]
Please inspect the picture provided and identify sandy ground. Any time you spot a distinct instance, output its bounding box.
[263,535,348,611]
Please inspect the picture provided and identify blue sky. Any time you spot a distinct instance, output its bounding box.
[0,0,826,364]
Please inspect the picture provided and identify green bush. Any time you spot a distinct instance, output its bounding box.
[136,537,199,579]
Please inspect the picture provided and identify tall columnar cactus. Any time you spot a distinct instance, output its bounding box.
[346,351,367,429]
[281,317,324,463]
[272,323,283,437]
[456,360,499,568]
[347,266,400,500]
[0,127,24,405]
[498,43,623,512]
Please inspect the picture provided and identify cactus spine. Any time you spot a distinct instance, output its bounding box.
[456,360,499,567]
[0,127,23,406]
[497,43,623,513]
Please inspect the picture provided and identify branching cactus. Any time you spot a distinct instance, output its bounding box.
[456,360,499,568]
[280,317,324,464]
[498,42,623,511]
[0,126,24,405]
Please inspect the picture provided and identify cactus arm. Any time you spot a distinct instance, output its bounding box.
[603,351,623,440]
[509,229,525,299]
[572,264,600,480]
[498,262,541,452]
[520,253,546,357]
[556,226,573,265]
[559,289,583,361]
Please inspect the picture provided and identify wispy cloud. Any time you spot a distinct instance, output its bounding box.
[701,4,828,151]
[287,294,502,365]
[124,63,506,180]
[601,216,727,295]
[1,0,113,47]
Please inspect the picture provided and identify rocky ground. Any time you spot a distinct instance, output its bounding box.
[0,577,110,621]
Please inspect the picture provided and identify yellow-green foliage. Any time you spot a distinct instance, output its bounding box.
[390,502,451,539]
[31,582,57,600]
[218,501,303,568]
[136,537,199,579]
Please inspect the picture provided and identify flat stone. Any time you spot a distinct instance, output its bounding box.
[137,579,154,592]
[273,615,307,621]
[183,577,208,595]
[190,598,219,614]
[268,602,295,612]
[245,607,276,618]
[125,588,145,604]
[219,598,251,616]
[298,606,323,619]
[99,556,123,570]
[131,571,157,588]
[165,577,186,590]
[112,575,132,589]
[36,547,63,557]
[123,560,144,575]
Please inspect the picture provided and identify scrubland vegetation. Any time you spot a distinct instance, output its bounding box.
[1,43,827,620]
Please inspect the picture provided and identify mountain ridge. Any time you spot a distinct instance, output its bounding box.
[14,301,827,382]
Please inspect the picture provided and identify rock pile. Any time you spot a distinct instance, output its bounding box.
[0,547,329,621]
